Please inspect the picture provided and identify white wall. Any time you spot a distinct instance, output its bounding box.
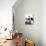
[41,0,46,46]
[0,0,16,30]
[13,0,46,46]
[13,0,41,46]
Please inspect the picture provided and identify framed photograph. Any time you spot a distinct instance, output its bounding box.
[25,14,34,25]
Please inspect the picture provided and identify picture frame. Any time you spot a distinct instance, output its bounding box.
[25,14,34,25]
